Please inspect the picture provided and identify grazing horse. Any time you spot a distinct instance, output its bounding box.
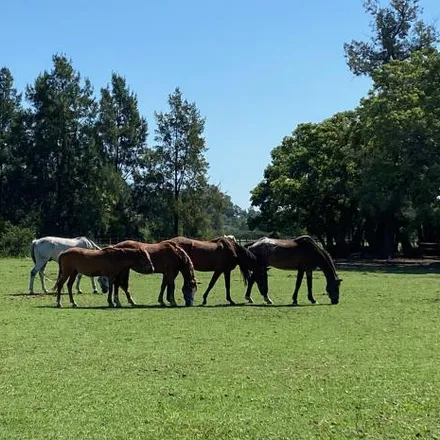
[165,236,267,306]
[55,247,154,308]
[245,236,342,305]
[114,240,197,307]
[29,236,108,294]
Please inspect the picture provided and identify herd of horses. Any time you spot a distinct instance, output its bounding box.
[28,235,342,308]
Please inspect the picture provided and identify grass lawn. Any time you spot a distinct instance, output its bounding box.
[0,258,439,439]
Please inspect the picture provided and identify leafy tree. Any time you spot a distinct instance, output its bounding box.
[250,112,359,249]
[98,73,148,180]
[152,87,208,235]
[0,68,23,221]
[356,49,440,254]
[25,54,105,235]
[344,0,438,76]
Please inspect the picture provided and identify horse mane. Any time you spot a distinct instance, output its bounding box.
[232,242,257,285]
[295,235,339,280]
[172,244,196,285]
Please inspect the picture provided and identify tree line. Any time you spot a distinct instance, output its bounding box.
[249,0,440,257]
[0,56,263,249]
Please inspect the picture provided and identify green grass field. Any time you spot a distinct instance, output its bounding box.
[1,258,439,440]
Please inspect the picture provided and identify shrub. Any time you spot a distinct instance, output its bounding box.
[0,222,35,257]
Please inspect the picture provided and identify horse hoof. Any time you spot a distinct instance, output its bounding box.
[56,303,62,308]
[265,297,274,305]
[72,303,78,308]
[292,302,299,306]
[108,302,115,308]
[245,297,254,304]
[228,301,236,306]
[77,291,83,295]
[93,290,98,294]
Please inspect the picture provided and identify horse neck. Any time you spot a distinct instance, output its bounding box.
[175,248,195,285]
[314,247,338,283]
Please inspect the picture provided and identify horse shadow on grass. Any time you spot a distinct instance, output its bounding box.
[33,301,332,310]
[35,303,175,310]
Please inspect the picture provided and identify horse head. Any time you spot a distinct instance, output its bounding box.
[182,279,197,307]
[98,276,109,294]
[326,278,342,305]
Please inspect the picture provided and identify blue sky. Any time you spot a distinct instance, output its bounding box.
[2,0,440,208]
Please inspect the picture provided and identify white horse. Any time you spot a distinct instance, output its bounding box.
[29,236,109,294]
[224,235,237,243]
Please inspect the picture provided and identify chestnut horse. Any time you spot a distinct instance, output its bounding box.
[164,236,266,306]
[244,235,342,305]
[55,247,154,308]
[114,240,197,307]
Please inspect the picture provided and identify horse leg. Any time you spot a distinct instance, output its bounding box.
[56,273,69,308]
[67,272,78,308]
[75,274,83,294]
[29,259,48,294]
[167,278,177,307]
[157,275,167,306]
[244,273,255,303]
[202,271,222,306]
[306,269,316,304]
[113,281,122,308]
[91,276,98,294]
[292,268,305,305]
[118,270,136,306]
[224,271,235,305]
[107,280,115,308]
[38,263,49,294]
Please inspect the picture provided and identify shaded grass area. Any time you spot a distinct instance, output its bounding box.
[1,258,439,439]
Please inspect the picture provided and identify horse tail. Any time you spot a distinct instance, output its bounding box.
[233,243,256,285]
[30,239,37,264]
[53,252,65,293]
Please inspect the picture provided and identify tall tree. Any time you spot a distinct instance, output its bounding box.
[0,68,21,221]
[153,87,208,235]
[250,111,359,249]
[344,0,438,76]
[25,54,104,235]
[98,73,148,180]
[356,49,440,254]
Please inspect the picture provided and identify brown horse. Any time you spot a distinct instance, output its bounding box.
[163,236,266,305]
[114,240,197,307]
[55,247,154,308]
[244,236,342,305]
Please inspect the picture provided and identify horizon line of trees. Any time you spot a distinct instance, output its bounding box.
[2,0,440,259]
[0,55,265,248]
[249,0,440,257]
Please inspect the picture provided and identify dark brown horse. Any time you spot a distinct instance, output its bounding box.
[55,247,154,308]
[114,240,197,307]
[163,236,266,305]
[245,236,342,305]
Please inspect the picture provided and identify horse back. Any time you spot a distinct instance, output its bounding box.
[113,240,179,274]
[169,236,236,271]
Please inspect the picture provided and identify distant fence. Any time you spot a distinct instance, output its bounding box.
[417,242,440,257]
